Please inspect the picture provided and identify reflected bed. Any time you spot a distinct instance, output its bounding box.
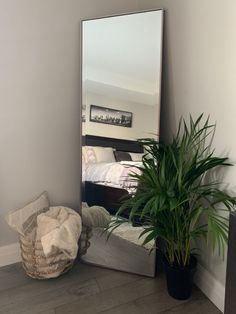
[82,135,144,214]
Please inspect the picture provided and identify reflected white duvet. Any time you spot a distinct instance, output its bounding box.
[83,161,142,191]
[111,222,155,250]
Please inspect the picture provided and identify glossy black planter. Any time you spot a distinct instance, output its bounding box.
[163,255,197,300]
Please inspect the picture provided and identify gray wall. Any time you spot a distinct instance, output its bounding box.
[0,0,160,247]
[154,0,236,287]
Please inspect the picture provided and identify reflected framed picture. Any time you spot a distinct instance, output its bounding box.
[90,105,132,128]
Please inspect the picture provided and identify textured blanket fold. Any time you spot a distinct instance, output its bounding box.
[36,206,82,259]
[79,203,111,256]
[81,202,111,228]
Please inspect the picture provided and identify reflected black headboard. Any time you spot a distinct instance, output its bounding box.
[82,135,143,153]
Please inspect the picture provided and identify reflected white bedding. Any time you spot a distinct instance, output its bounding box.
[111,222,154,250]
[83,161,142,191]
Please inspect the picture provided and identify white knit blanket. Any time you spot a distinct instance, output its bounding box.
[81,202,111,228]
[36,206,82,259]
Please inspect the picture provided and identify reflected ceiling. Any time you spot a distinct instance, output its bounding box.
[83,11,162,106]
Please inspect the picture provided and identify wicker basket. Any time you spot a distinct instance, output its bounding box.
[78,225,93,256]
[19,234,74,279]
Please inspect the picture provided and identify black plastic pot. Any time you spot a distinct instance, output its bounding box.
[163,255,197,300]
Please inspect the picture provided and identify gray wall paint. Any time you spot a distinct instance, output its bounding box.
[154,0,236,287]
[83,93,159,140]
[0,0,160,246]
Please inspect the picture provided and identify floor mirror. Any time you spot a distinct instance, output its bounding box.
[81,9,163,277]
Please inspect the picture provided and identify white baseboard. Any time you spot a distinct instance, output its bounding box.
[0,242,21,267]
[195,263,225,313]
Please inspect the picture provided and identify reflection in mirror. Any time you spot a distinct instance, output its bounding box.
[81,10,163,277]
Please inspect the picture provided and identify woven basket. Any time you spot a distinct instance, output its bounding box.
[19,223,92,279]
[19,235,74,280]
[78,225,93,256]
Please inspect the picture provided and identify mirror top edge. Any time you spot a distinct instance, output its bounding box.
[81,8,164,24]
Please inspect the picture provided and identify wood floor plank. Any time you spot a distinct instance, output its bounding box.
[0,263,32,292]
[55,277,170,314]
[0,263,108,306]
[98,301,140,314]
[1,278,100,314]
[97,293,185,314]
[158,297,221,314]
[95,269,143,291]
[97,287,207,314]
[97,289,221,314]
[37,310,55,314]
[133,288,192,314]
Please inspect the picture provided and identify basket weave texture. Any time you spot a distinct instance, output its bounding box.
[19,235,74,279]
[79,225,93,256]
[6,193,80,279]
[19,225,92,279]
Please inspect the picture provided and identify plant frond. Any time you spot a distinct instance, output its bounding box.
[109,114,235,267]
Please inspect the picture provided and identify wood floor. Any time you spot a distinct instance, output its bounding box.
[0,261,221,314]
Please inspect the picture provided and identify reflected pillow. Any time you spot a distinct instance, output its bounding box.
[93,146,115,163]
[114,151,132,162]
[129,152,144,162]
[82,146,96,164]
[83,146,115,163]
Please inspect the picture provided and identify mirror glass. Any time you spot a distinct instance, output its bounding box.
[81,10,163,277]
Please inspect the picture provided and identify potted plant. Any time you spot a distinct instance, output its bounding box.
[108,114,236,300]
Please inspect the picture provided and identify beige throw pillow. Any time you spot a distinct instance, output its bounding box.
[129,152,144,162]
[5,191,49,236]
[93,147,115,163]
[83,146,115,163]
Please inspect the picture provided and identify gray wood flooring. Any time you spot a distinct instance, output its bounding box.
[0,261,221,314]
